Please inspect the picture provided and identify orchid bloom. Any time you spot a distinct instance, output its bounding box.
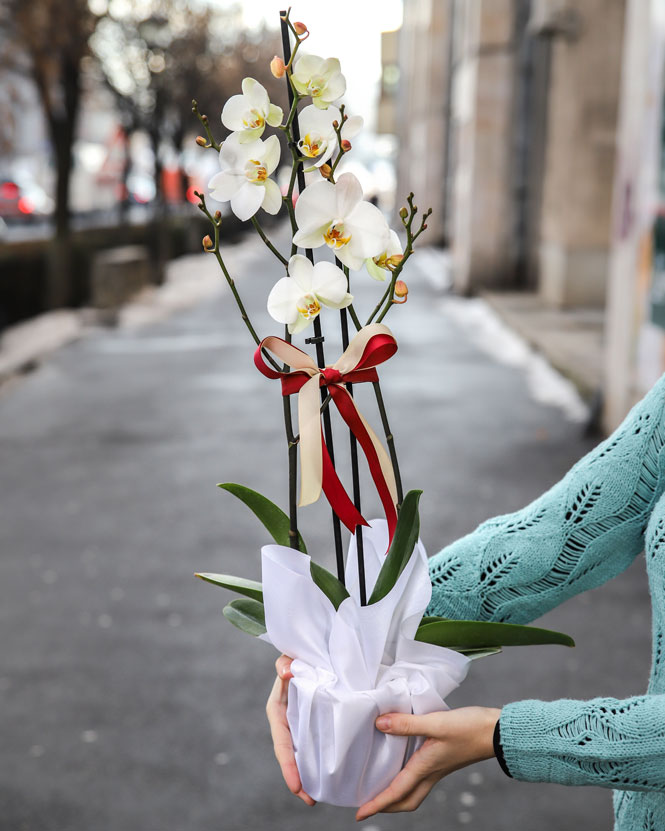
[298,104,363,168]
[365,230,404,281]
[221,78,283,143]
[293,172,390,271]
[292,55,346,109]
[208,133,282,222]
[267,254,352,334]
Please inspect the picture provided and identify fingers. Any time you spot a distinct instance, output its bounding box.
[375,711,446,738]
[266,667,316,807]
[355,755,424,820]
[275,654,294,681]
[381,777,438,814]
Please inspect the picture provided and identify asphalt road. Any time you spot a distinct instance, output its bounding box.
[0,230,653,831]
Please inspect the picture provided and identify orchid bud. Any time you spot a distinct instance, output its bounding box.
[319,163,332,179]
[393,281,408,304]
[270,56,286,78]
[293,21,308,35]
[201,114,209,124]
[399,207,408,220]
[214,210,222,223]
[195,135,207,147]
[202,235,213,251]
[388,254,404,269]
[341,139,352,152]
[332,119,339,129]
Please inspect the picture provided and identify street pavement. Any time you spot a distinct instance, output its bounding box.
[0,226,653,831]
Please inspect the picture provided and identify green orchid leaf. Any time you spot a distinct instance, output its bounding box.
[368,489,423,605]
[419,615,450,626]
[454,647,503,660]
[415,619,575,649]
[223,597,266,637]
[195,572,263,602]
[310,561,350,611]
[218,483,307,553]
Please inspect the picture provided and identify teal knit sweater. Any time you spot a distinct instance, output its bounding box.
[427,372,665,830]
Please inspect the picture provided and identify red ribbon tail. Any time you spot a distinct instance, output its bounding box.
[329,387,398,548]
[320,434,369,533]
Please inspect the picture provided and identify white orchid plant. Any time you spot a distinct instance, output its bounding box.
[192,9,573,686]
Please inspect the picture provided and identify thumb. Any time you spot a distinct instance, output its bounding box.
[375,712,443,737]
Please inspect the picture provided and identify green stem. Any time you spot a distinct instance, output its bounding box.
[372,380,404,508]
[195,193,280,371]
[191,100,221,152]
[251,216,288,266]
[366,281,393,325]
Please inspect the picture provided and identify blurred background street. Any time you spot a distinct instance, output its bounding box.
[0,224,652,831]
[2,0,665,829]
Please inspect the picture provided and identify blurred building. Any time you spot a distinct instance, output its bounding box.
[390,0,665,431]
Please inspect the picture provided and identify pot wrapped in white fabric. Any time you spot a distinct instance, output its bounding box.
[260,519,470,807]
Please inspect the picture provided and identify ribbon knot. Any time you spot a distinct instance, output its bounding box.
[254,324,399,541]
[322,367,344,386]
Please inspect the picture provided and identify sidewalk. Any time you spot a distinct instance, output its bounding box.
[481,291,605,402]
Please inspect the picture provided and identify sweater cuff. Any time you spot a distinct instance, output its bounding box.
[493,718,513,778]
[499,698,604,786]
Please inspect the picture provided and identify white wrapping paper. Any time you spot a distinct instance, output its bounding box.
[260,520,470,807]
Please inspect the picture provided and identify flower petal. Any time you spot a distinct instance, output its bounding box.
[266,104,283,127]
[365,257,388,281]
[267,276,301,325]
[231,181,264,221]
[295,179,337,232]
[242,77,269,111]
[341,115,363,140]
[293,54,323,81]
[263,134,281,175]
[311,261,348,305]
[347,201,390,258]
[333,244,365,271]
[319,58,341,81]
[261,178,283,215]
[335,172,363,219]
[220,133,253,170]
[289,313,313,335]
[237,126,264,144]
[208,170,242,201]
[386,229,403,256]
[221,94,249,131]
[288,254,314,292]
[292,226,327,249]
[319,290,353,310]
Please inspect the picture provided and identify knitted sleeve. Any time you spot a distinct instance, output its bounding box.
[427,372,665,624]
[499,695,665,792]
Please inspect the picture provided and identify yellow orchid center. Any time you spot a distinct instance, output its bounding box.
[245,159,268,183]
[324,221,351,249]
[306,77,324,98]
[372,252,404,271]
[242,108,265,130]
[296,293,321,319]
[299,132,324,158]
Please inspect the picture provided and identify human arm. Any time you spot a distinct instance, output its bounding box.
[428,372,665,624]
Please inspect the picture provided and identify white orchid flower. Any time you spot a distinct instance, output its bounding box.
[293,172,390,271]
[208,133,282,222]
[292,55,346,110]
[298,105,363,168]
[267,254,352,334]
[365,230,404,281]
[221,78,283,143]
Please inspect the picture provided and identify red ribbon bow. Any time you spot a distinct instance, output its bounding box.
[254,323,399,541]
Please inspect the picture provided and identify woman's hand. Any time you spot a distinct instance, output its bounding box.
[355,706,502,821]
[265,655,316,807]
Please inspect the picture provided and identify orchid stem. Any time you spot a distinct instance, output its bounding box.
[251,216,288,266]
